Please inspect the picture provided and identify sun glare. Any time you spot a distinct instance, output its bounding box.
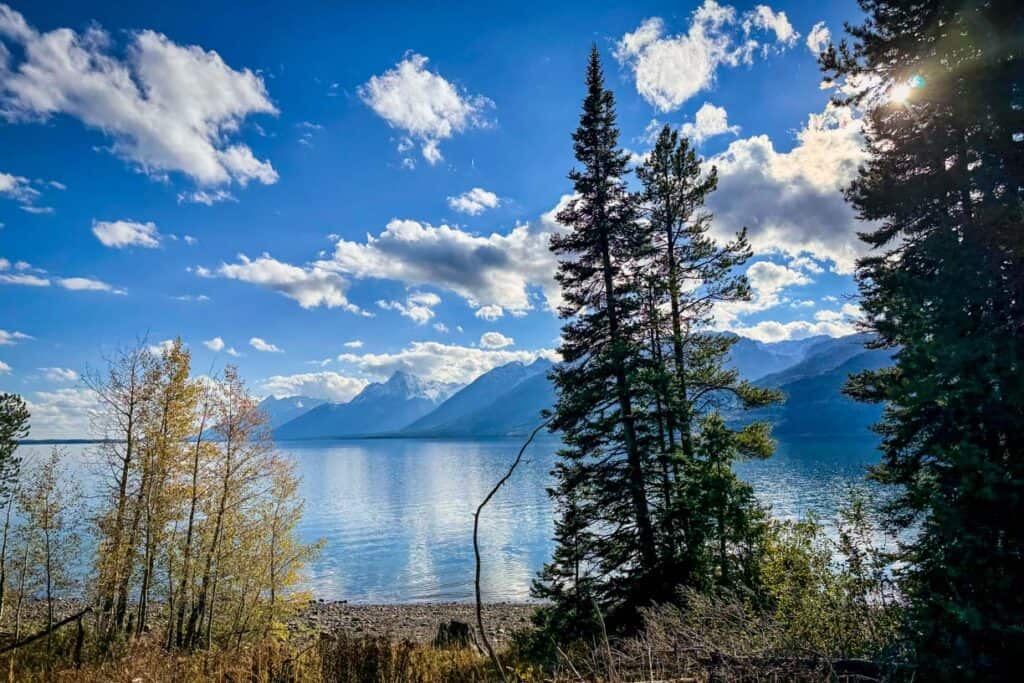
[890,83,912,104]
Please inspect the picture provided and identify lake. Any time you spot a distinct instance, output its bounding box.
[23,435,881,603]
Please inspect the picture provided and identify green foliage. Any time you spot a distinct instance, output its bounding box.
[0,392,29,504]
[536,48,782,640]
[823,0,1024,677]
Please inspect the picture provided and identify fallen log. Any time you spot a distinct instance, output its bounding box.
[0,606,92,656]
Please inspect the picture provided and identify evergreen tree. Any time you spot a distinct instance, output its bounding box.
[538,46,659,625]
[636,126,779,587]
[0,393,29,620]
[823,1,1024,677]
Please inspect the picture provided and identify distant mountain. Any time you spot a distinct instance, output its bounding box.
[258,395,326,429]
[403,358,555,437]
[745,339,892,436]
[726,334,831,381]
[274,372,460,440]
[403,358,553,435]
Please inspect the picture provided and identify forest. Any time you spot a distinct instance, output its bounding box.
[0,0,1021,680]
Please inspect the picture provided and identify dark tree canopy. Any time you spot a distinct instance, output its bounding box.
[824,0,1024,678]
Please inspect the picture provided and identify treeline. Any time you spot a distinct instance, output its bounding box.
[530,0,1024,680]
[0,340,318,671]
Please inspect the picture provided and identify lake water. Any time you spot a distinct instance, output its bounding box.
[25,435,880,603]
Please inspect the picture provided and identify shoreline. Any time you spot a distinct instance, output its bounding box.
[2,598,538,647]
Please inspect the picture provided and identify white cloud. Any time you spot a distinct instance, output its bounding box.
[814,302,862,322]
[57,277,125,294]
[706,103,868,273]
[0,272,49,286]
[377,291,441,324]
[806,21,830,55]
[787,254,825,274]
[40,366,78,382]
[0,360,9,374]
[343,339,364,348]
[173,293,209,302]
[261,371,368,402]
[249,336,283,353]
[147,339,176,355]
[201,252,360,312]
[0,170,36,202]
[92,219,161,248]
[203,336,225,351]
[178,189,236,205]
[447,187,500,215]
[183,235,198,246]
[433,322,449,333]
[0,329,31,345]
[23,387,99,439]
[0,4,278,189]
[337,341,558,385]
[474,304,504,321]
[317,203,568,316]
[680,102,739,143]
[713,260,813,328]
[479,331,514,349]
[729,318,857,342]
[358,53,493,164]
[615,1,798,112]
[742,5,798,48]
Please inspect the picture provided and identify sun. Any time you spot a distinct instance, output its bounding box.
[890,83,912,104]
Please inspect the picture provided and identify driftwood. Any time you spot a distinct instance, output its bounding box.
[0,606,92,656]
[473,419,551,683]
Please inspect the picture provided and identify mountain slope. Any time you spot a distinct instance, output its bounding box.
[748,347,891,436]
[403,358,553,434]
[258,395,326,429]
[274,372,459,439]
[401,359,556,437]
[726,334,830,381]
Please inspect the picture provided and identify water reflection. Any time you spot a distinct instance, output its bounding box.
[24,435,880,603]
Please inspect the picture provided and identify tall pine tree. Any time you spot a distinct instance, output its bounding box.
[823,1,1024,678]
[536,46,659,627]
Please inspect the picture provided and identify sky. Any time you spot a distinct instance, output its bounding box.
[0,0,871,437]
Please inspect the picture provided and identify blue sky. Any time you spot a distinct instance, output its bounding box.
[0,0,869,437]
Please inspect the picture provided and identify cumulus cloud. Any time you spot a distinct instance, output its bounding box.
[337,341,558,385]
[615,1,799,112]
[203,336,225,351]
[249,336,283,353]
[479,331,514,349]
[0,272,49,286]
[680,102,739,143]
[343,340,363,348]
[147,339,176,355]
[742,5,798,48]
[92,219,161,248]
[317,208,566,316]
[40,367,78,382]
[377,291,441,324]
[713,260,813,328]
[728,318,857,342]
[474,304,504,321]
[0,4,277,189]
[23,387,99,439]
[0,360,9,374]
[359,53,493,164]
[199,253,360,312]
[0,169,55,212]
[806,21,830,55]
[0,329,31,345]
[447,187,500,215]
[261,371,368,402]
[706,103,868,273]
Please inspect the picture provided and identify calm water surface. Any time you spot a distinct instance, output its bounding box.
[28,435,880,603]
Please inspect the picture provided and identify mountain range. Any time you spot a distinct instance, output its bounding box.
[269,335,891,440]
